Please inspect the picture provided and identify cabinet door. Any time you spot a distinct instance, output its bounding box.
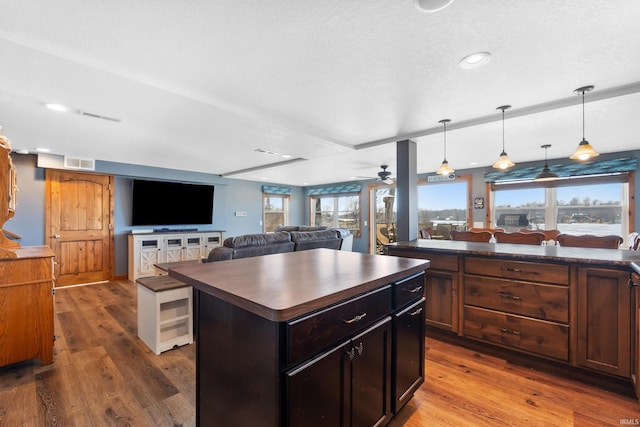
[393,298,425,413]
[138,237,162,276]
[286,340,350,427]
[164,237,184,263]
[202,232,222,257]
[577,267,631,377]
[350,317,392,427]
[183,235,203,260]
[425,270,458,332]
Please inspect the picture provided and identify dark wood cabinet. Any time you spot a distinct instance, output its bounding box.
[632,268,640,398]
[286,338,350,427]
[393,297,425,412]
[577,267,631,377]
[170,249,429,427]
[388,249,458,332]
[286,315,393,427]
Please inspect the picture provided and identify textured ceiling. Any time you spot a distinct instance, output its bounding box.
[1,0,639,186]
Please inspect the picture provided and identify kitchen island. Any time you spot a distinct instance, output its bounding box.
[387,239,640,397]
[169,248,429,427]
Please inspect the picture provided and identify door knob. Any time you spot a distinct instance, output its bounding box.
[53,234,60,239]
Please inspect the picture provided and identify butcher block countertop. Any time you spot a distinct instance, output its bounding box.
[169,248,429,322]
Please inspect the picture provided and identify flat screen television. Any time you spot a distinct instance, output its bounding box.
[131,179,214,226]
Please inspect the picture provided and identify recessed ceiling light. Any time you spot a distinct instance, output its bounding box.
[469,162,478,166]
[281,154,292,159]
[414,0,455,13]
[44,103,68,112]
[459,52,491,69]
[36,147,51,153]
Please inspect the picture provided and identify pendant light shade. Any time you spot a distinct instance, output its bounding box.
[570,85,599,161]
[436,119,455,175]
[492,105,515,170]
[534,144,559,181]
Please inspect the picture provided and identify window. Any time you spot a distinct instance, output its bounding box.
[263,194,290,232]
[418,176,471,239]
[491,175,629,239]
[310,194,361,237]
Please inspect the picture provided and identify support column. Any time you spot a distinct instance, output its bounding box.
[395,140,418,242]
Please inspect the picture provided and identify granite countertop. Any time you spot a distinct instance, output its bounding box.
[388,239,640,268]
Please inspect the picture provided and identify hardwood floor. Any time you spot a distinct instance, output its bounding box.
[1,279,638,426]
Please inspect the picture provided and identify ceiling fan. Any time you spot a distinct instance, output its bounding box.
[377,165,395,185]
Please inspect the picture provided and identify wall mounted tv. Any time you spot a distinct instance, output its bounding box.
[131,179,214,226]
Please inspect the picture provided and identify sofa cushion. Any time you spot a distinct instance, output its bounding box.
[205,246,234,262]
[289,230,342,251]
[224,231,291,248]
[298,225,329,231]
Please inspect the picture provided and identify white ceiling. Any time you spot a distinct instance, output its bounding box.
[1,0,639,186]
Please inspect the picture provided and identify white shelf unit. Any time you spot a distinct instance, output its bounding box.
[128,231,224,281]
[137,276,193,355]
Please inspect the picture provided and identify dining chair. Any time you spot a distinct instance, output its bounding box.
[469,227,504,233]
[493,231,545,245]
[556,234,623,249]
[519,228,561,245]
[450,230,493,242]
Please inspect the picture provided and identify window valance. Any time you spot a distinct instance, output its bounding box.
[307,183,362,196]
[262,185,292,195]
[484,157,637,183]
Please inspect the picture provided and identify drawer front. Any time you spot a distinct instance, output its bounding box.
[465,257,568,285]
[387,250,458,272]
[287,285,392,366]
[464,275,568,323]
[394,272,426,309]
[464,306,569,361]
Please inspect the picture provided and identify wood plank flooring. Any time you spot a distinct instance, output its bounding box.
[1,279,639,426]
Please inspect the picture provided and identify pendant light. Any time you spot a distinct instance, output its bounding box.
[492,105,515,170]
[534,144,559,181]
[569,85,599,161]
[436,119,455,175]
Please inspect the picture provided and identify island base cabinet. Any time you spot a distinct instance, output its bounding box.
[286,317,392,427]
[577,267,631,377]
[393,297,425,413]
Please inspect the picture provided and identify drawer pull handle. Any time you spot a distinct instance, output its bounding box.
[409,307,423,317]
[498,292,522,301]
[406,286,423,294]
[501,267,522,273]
[343,312,367,324]
[500,328,521,336]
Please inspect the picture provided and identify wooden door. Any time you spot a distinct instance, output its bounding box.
[45,170,113,286]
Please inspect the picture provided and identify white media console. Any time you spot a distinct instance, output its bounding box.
[128,230,224,281]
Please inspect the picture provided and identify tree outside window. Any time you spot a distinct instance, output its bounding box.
[310,194,360,237]
[263,194,289,232]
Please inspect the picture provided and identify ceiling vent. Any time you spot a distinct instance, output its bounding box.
[64,156,95,171]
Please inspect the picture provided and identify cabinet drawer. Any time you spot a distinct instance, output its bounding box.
[465,257,568,285]
[388,250,458,272]
[287,285,392,366]
[428,254,459,272]
[394,272,425,309]
[465,275,568,323]
[464,306,569,361]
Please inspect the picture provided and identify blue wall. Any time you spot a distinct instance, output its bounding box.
[9,154,305,277]
[8,149,640,278]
